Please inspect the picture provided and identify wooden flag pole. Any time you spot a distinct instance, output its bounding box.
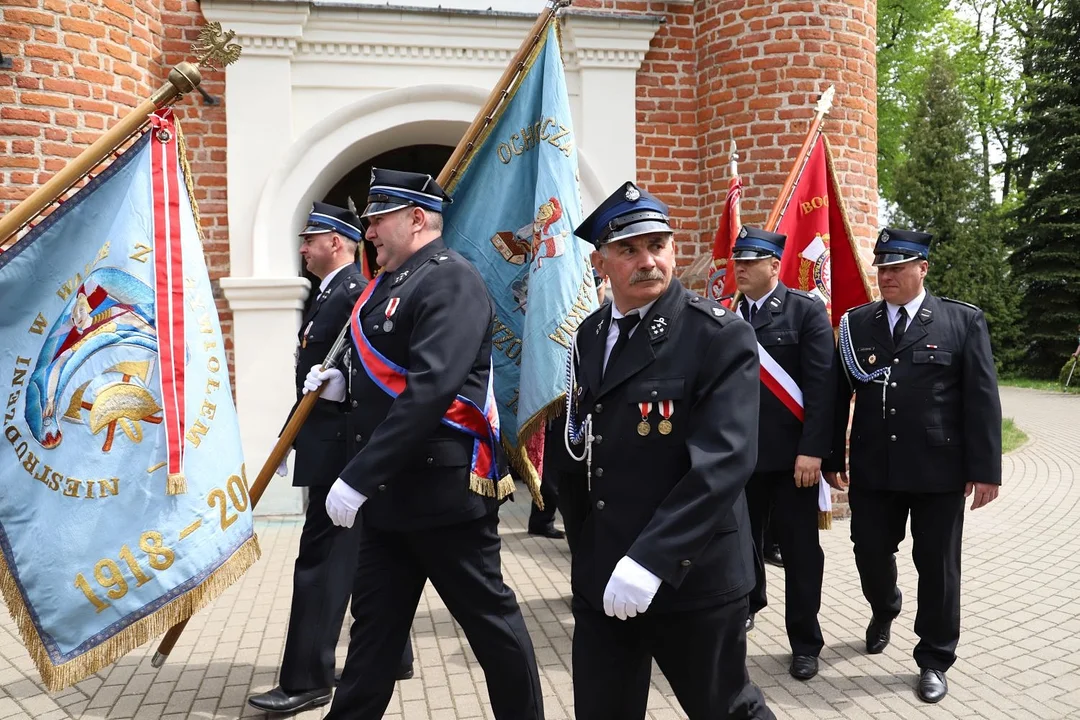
[763,85,835,232]
[150,0,573,668]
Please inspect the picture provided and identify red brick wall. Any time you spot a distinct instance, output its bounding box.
[0,0,232,358]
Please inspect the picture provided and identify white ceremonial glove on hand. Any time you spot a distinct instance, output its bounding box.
[603,556,663,621]
[325,478,366,528]
[304,365,346,402]
[275,448,292,477]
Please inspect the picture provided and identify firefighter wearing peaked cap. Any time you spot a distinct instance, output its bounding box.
[731,225,836,683]
[303,169,544,720]
[824,227,1002,704]
[545,181,775,719]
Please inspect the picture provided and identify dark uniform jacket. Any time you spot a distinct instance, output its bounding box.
[824,292,1002,493]
[550,279,760,613]
[740,282,836,472]
[288,263,366,487]
[338,238,500,531]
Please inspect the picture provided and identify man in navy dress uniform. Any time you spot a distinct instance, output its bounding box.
[731,226,835,681]
[825,228,1002,703]
[305,169,544,720]
[249,203,414,715]
[548,181,774,719]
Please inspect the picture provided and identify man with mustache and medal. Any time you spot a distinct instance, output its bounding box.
[549,181,775,719]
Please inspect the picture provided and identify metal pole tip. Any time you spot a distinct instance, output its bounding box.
[151,652,168,668]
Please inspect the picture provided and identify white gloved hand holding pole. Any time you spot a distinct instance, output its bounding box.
[602,556,663,620]
[304,364,346,402]
[275,448,292,477]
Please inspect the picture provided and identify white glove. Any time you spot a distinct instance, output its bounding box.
[325,478,367,528]
[304,365,346,402]
[603,556,663,620]
[275,448,292,477]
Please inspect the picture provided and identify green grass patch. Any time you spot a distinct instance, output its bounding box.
[1002,418,1028,454]
[999,374,1080,394]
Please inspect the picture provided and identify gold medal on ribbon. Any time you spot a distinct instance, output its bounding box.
[637,402,653,436]
[658,399,674,435]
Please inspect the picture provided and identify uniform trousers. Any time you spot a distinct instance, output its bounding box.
[279,485,413,692]
[571,596,775,720]
[326,513,544,720]
[744,470,825,656]
[849,485,965,671]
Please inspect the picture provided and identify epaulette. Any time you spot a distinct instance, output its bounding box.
[686,293,735,325]
[430,251,455,264]
[786,288,819,302]
[941,296,980,311]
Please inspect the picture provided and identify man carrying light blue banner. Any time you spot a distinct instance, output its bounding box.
[443,21,598,496]
[0,112,259,691]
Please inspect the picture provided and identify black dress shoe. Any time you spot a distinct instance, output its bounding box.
[247,687,331,714]
[865,616,892,654]
[789,655,818,680]
[745,614,755,631]
[917,668,948,703]
[764,545,783,568]
[334,665,414,685]
[528,524,565,539]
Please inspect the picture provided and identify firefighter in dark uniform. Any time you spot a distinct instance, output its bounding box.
[248,203,414,715]
[731,226,835,681]
[549,181,774,720]
[824,228,1002,704]
[305,169,544,720]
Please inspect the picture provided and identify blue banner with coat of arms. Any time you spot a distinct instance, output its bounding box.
[0,118,259,691]
[443,21,597,488]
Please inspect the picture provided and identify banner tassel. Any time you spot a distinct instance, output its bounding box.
[470,473,515,500]
[166,472,187,495]
[818,510,832,531]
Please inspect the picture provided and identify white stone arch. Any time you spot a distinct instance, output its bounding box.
[249,83,607,279]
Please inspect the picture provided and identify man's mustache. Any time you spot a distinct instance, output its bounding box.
[630,269,664,284]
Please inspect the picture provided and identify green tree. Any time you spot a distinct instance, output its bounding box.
[1011,0,1080,377]
[893,49,1022,365]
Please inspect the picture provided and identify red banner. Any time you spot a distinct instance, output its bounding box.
[775,135,871,325]
[707,158,742,303]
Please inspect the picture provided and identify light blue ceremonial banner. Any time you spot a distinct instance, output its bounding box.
[443,22,597,460]
[0,130,258,690]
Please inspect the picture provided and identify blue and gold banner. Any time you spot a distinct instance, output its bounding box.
[0,118,258,691]
[443,22,597,488]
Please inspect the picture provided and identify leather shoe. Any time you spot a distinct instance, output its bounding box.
[745,614,755,632]
[334,665,414,685]
[247,687,331,714]
[764,545,783,568]
[917,668,948,703]
[865,616,892,654]
[528,524,565,539]
[789,655,818,680]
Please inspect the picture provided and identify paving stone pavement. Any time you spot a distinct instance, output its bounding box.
[2,386,1078,719]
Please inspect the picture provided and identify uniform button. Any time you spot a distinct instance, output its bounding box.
[336,431,343,438]
[890,435,897,442]
[893,358,900,365]
[352,368,358,376]
[426,457,434,465]
[595,468,604,477]
[373,324,380,331]
[650,390,658,398]
[890,381,897,388]
[594,403,603,413]
[930,355,935,360]
[596,500,605,510]
[777,336,783,342]
[351,400,358,408]
[680,559,691,567]
[354,434,362,442]
[594,435,603,445]
[889,408,896,415]
[377,484,387,492]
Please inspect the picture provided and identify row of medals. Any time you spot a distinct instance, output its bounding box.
[637,404,673,437]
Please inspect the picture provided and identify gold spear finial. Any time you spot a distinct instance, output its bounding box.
[191,22,242,69]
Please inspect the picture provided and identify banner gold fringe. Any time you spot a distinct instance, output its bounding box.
[0,534,260,692]
[174,120,205,246]
[470,473,516,501]
[166,472,187,495]
[818,510,833,531]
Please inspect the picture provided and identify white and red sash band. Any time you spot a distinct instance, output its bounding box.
[349,273,510,498]
[755,341,831,517]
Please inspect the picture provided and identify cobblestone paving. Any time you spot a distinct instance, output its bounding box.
[2,386,1077,719]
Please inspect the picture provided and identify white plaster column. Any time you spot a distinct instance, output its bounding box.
[562,14,661,200]
[218,278,310,515]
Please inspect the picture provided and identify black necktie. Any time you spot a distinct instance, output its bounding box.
[605,313,641,376]
[741,301,757,323]
[893,306,908,347]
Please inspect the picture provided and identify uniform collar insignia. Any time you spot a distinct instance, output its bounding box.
[393,269,410,284]
[770,297,781,307]
[712,307,725,317]
[649,316,668,338]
